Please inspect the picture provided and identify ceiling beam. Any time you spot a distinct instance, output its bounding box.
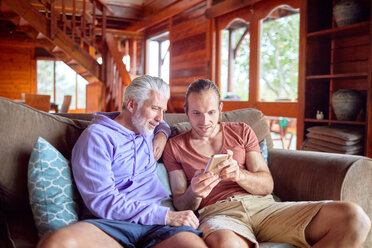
[126,0,204,32]
[205,0,263,19]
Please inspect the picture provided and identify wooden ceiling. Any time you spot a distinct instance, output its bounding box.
[24,0,199,32]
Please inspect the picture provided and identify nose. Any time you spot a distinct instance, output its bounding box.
[155,110,163,123]
[201,113,209,124]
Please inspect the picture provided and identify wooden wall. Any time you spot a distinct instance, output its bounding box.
[169,2,209,112]
[0,39,37,100]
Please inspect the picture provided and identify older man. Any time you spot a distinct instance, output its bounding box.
[163,78,371,248]
[38,75,206,248]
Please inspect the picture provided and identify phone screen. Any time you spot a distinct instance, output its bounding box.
[204,154,228,175]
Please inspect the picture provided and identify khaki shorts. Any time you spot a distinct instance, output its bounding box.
[198,194,328,248]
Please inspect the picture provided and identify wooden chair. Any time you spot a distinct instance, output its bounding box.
[60,95,72,113]
[24,94,51,112]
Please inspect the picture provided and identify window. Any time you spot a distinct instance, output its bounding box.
[259,6,299,102]
[37,60,88,111]
[220,19,250,101]
[147,32,169,83]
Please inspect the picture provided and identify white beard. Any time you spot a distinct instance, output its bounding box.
[132,110,154,136]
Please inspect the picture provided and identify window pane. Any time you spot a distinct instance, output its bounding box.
[161,40,170,83]
[259,6,299,102]
[37,60,54,99]
[220,23,250,101]
[55,61,76,109]
[148,41,159,77]
[77,75,88,109]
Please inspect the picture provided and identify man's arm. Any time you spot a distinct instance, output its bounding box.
[219,150,274,195]
[153,121,171,160]
[168,169,220,211]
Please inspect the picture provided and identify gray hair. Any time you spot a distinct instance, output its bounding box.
[122,75,170,110]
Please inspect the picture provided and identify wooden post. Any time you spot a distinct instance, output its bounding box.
[82,0,86,39]
[50,0,56,39]
[72,0,76,41]
[92,0,96,47]
[62,0,66,33]
[227,29,234,92]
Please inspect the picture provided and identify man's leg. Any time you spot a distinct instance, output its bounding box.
[305,201,371,248]
[152,231,207,248]
[37,222,122,248]
[204,230,253,248]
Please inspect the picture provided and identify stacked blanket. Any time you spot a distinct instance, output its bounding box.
[302,126,364,155]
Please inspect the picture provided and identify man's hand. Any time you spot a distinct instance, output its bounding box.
[153,132,167,161]
[219,150,241,182]
[166,210,199,229]
[189,170,220,199]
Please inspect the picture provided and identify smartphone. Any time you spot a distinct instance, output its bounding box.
[204,154,229,175]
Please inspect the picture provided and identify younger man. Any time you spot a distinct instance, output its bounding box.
[163,79,371,248]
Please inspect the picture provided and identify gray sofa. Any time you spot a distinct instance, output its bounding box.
[0,96,371,247]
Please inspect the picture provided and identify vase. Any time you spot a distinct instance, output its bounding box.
[332,89,363,121]
[333,0,369,27]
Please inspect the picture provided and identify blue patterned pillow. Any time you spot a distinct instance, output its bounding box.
[28,137,79,237]
[259,139,268,164]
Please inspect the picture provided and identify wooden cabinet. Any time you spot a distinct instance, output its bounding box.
[301,0,371,157]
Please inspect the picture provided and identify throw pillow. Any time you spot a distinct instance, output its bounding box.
[156,163,175,211]
[28,137,79,237]
[259,139,268,164]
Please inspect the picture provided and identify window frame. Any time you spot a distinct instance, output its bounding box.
[215,0,301,118]
[36,59,87,112]
[145,31,170,83]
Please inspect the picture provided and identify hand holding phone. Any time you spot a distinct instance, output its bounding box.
[204,154,229,175]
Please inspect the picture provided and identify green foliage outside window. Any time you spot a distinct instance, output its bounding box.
[260,13,299,102]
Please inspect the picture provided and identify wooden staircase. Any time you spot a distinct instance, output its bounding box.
[0,0,132,111]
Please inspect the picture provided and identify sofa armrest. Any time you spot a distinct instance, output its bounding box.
[268,149,372,203]
[268,149,372,248]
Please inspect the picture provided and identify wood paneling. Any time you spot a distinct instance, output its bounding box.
[0,41,36,100]
[168,2,209,108]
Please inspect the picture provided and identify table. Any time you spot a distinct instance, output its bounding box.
[13,99,59,113]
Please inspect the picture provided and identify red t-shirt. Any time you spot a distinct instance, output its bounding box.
[163,122,260,209]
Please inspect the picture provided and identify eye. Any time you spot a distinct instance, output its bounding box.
[192,111,201,115]
[209,110,216,115]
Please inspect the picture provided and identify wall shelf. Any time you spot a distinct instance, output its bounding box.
[300,0,371,157]
[307,21,370,39]
[306,72,369,80]
[304,118,366,126]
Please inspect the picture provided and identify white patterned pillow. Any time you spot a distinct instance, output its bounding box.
[28,137,79,237]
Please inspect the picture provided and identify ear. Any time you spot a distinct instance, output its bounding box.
[126,98,137,113]
[219,102,223,112]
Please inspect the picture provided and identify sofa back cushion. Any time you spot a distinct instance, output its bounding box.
[166,108,273,149]
[0,97,89,212]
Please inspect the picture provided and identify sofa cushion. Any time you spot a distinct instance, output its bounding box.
[28,137,79,237]
[305,132,360,146]
[0,97,89,212]
[307,126,363,141]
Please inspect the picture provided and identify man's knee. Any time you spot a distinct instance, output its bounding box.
[323,201,371,244]
[205,231,250,248]
[37,228,78,248]
[154,231,207,248]
[341,202,371,239]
